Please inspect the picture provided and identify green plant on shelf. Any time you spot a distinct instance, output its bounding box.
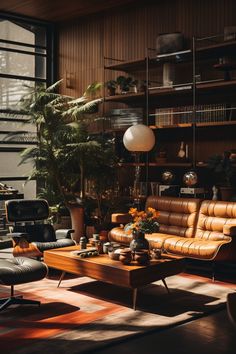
[207,151,235,187]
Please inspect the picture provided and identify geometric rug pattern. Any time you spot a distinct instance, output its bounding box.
[0,273,235,354]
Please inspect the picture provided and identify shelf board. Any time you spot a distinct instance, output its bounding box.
[150,121,236,129]
[104,41,236,73]
[105,58,146,72]
[196,162,236,168]
[196,120,236,127]
[105,92,144,103]
[150,123,192,129]
[196,39,236,59]
[196,78,236,91]
[149,162,192,167]
[117,162,192,167]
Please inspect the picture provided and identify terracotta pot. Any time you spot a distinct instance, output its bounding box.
[69,206,84,243]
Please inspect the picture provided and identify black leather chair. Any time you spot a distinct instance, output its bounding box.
[0,257,48,310]
[5,199,75,258]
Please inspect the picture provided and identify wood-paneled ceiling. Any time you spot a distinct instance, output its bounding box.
[0,0,139,22]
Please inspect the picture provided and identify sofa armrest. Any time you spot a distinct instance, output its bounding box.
[111,213,132,224]
[55,229,74,239]
[223,225,236,237]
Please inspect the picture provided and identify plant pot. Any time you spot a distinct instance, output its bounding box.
[107,87,116,96]
[219,186,235,201]
[69,205,84,243]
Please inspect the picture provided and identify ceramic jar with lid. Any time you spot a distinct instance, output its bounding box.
[119,248,132,265]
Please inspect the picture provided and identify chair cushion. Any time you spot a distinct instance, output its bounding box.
[34,238,75,253]
[14,224,57,242]
[5,199,49,222]
[0,257,48,286]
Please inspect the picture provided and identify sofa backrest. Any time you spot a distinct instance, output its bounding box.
[195,200,236,241]
[145,195,201,238]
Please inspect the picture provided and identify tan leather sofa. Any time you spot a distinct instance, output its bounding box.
[109,196,236,262]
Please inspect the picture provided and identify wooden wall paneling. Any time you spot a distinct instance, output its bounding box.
[58,0,236,98]
[58,17,104,98]
[55,0,236,196]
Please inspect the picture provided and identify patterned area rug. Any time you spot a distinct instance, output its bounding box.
[0,273,234,354]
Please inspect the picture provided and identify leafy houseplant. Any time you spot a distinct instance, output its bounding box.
[207,151,234,187]
[207,151,235,200]
[116,76,137,94]
[105,80,117,96]
[11,80,117,240]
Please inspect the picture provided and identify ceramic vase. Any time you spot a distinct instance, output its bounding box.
[130,230,149,252]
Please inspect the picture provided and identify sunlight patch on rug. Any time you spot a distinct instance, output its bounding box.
[0,274,235,354]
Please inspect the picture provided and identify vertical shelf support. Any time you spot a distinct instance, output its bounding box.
[145,48,150,192]
[192,36,196,169]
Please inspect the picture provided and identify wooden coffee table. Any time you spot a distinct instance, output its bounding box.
[44,245,185,310]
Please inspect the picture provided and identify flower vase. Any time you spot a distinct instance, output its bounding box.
[130,230,149,252]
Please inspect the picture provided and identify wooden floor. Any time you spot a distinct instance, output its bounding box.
[94,309,236,354]
[1,248,236,354]
[93,271,236,354]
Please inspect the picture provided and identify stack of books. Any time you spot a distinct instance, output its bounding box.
[154,104,229,126]
[110,108,143,129]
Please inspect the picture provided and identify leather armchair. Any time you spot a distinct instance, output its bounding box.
[5,199,76,258]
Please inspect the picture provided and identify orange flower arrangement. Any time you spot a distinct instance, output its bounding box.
[125,207,160,234]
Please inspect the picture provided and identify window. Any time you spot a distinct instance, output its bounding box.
[0,14,54,199]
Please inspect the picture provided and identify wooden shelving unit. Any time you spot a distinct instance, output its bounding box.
[104,79,236,104]
[103,36,236,197]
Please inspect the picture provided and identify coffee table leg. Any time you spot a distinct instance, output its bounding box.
[132,288,137,310]
[57,271,66,288]
[162,278,170,293]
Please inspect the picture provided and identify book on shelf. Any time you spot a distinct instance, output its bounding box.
[154,103,229,126]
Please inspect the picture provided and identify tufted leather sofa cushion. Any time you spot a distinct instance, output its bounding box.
[195,200,236,240]
[109,196,201,246]
[146,196,201,238]
[163,200,236,261]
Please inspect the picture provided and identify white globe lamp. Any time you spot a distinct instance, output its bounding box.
[123,124,155,152]
[123,124,155,201]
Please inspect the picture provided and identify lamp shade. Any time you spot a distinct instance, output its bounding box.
[123,124,155,152]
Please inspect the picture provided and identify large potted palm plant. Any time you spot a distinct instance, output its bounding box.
[12,80,116,241]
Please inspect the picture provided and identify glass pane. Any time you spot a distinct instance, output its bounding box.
[0,79,37,110]
[0,19,46,47]
[0,131,37,144]
[0,151,34,177]
[0,121,36,133]
[0,50,46,78]
[0,179,36,199]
